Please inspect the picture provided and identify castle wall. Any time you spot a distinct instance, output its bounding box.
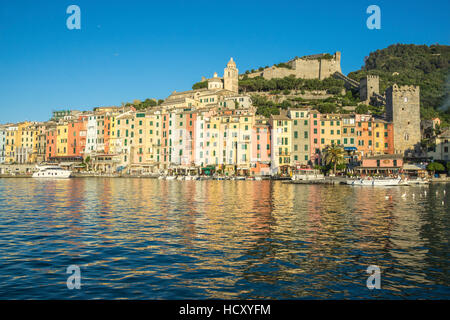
[243,52,341,80]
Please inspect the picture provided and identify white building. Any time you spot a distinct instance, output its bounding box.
[85,114,98,155]
[0,126,6,163]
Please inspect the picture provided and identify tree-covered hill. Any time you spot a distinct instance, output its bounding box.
[348,44,450,122]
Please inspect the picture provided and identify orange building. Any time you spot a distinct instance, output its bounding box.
[67,116,87,157]
[46,127,57,160]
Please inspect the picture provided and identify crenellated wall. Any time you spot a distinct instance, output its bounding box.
[244,52,341,80]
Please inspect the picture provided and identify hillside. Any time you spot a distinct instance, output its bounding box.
[189,44,449,124]
[348,44,450,122]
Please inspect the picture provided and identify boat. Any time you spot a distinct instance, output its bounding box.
[407,178,429,185]
[346,177,403,186]
[291,169,325,181]
[32,165,72,178]
[166,176,176,180]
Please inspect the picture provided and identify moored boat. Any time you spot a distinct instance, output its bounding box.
[346,177,403,186]
[32,165,72,178]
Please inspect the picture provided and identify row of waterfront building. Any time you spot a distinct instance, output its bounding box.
[1,58,446,176]
[0,105,396,175]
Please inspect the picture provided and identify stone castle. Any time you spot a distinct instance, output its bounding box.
[243,52,342,80]
[385,84,421,155]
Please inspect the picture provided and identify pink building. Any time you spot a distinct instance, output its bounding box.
[357,154,403,175]
[309,110,321,165]
[251,117,271,176]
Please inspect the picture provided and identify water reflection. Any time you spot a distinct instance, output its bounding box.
[0,179,448,299]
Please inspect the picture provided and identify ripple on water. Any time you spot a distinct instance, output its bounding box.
[0,178,449,299]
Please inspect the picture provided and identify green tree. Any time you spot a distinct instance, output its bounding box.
[348,44,450,122]
[192,81,207,90]
[356,104,369,114]
[323,145,345,174]
[427,162,445,175]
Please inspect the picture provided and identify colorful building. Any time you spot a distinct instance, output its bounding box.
[270,113,292,175]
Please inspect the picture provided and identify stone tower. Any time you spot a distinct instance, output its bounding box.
[360,75,380,104]
[385,84,421,155]
[224,57,239,93]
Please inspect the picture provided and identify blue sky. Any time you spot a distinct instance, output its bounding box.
[0,0,449,123]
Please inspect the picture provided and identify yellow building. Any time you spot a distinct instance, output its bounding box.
[114,112,135,167]
[236,114,253,173]
[319,114,343,149]
[130,111,161,173]
[56,123,68,156]
[4,124,18,163]
[109,115,118,154]
[373,119,386,155]
[20,122,40,163]
[270,113,292,175]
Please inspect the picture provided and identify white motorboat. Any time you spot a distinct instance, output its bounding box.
[32,165,72,178]
[291,169,325,181]
[346,178,403,186]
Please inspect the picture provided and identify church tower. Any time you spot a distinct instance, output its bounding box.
[224,57,239,93]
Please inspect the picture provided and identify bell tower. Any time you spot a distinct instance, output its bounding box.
[224,57,239,93]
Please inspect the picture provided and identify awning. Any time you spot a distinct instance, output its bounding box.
[344,147,357,151]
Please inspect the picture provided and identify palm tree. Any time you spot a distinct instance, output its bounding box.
[323,144,345,174]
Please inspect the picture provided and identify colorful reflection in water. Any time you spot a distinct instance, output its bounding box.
[0,178,448,299]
